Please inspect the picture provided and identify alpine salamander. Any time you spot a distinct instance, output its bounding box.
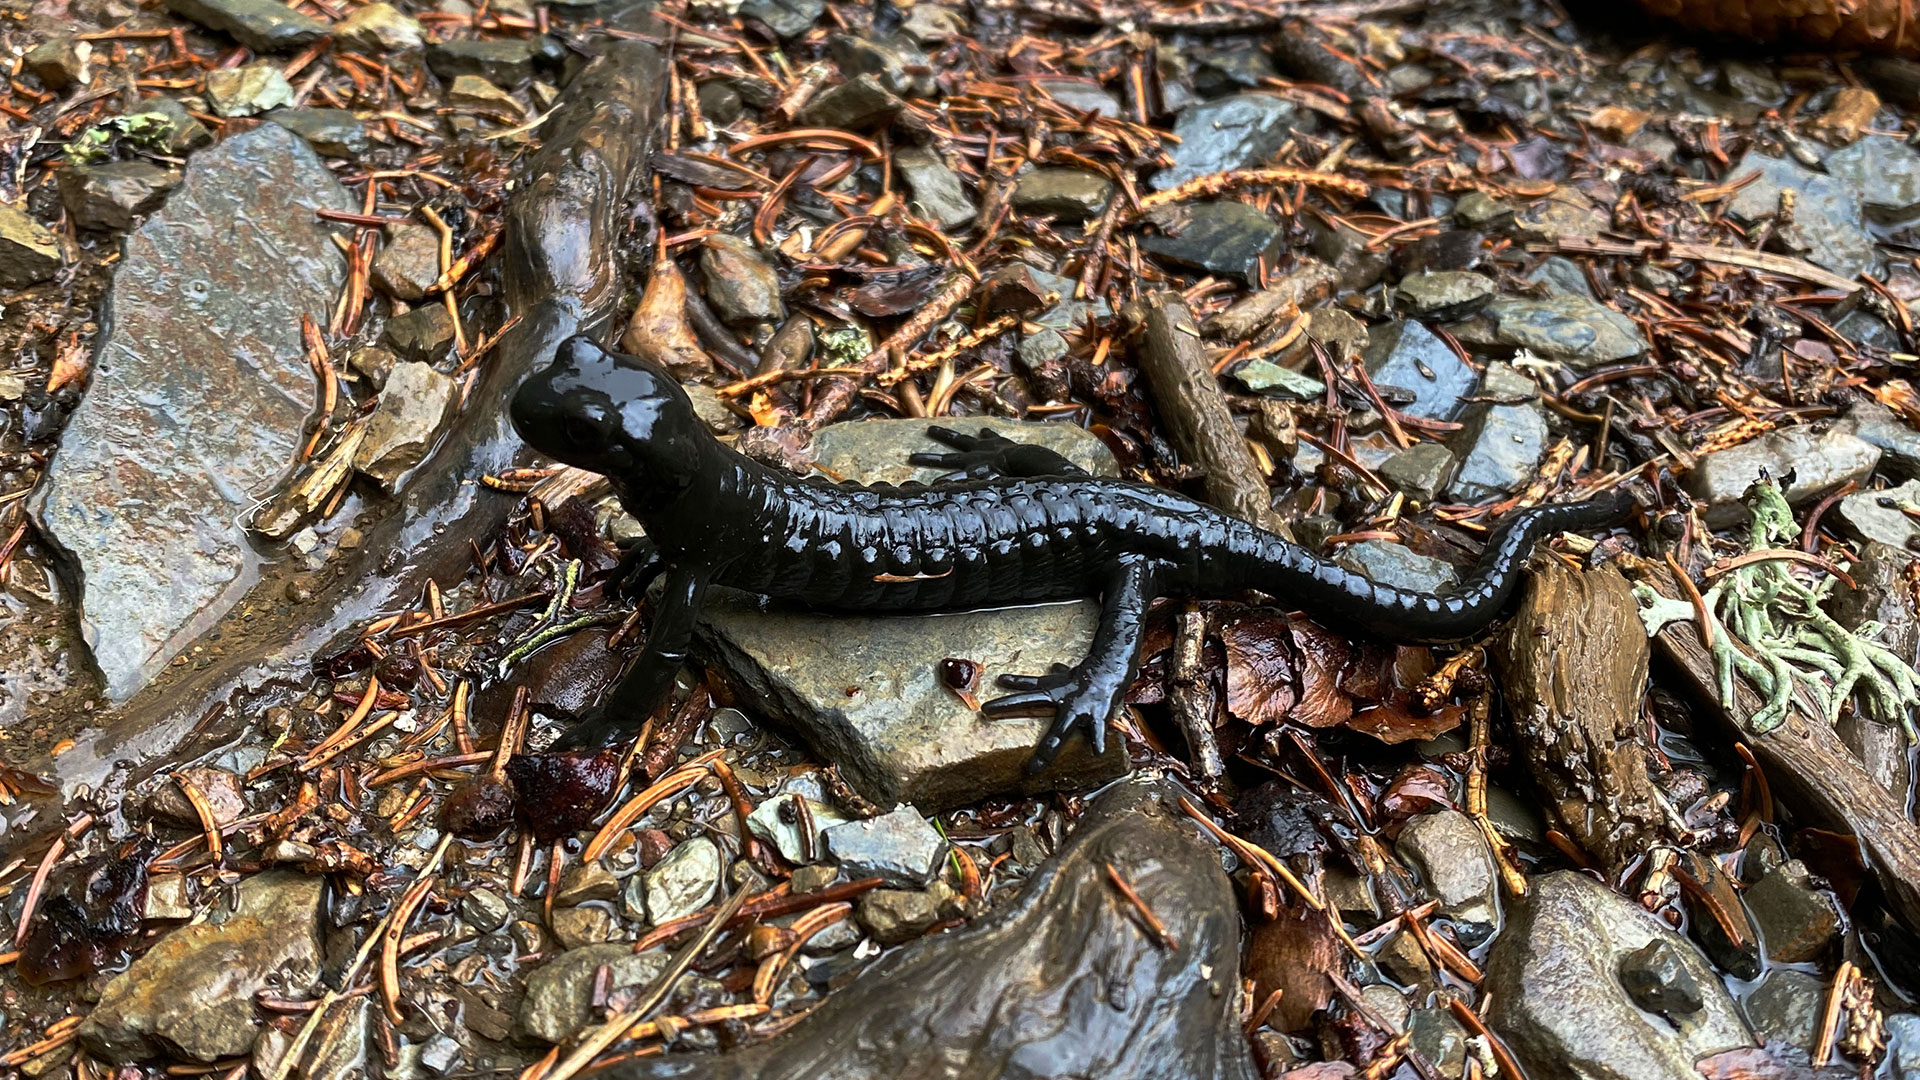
[511,335,1634,771]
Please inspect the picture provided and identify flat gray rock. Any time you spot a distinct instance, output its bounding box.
[1485,871,1755,1080]
[1684,426,1881,527]
[823,804,949,887]
[697,418,1127,810]
[1834,480,1920,548]
[1825,136,1920,227]
[1484,297,1648,367]
[1449,364,1549,502]
[80,871,324,1063]
[1841,399,1920,478]
[1155,93,1304,191]
[33,124,351,701]
[1336,541,1458,594]
[1726,151,1879,279]
[1363,320,1477,422]
[162,0,327,52]
[1141,201,1286,283]
[896,147,974,229]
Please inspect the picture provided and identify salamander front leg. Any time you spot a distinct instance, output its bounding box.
[983,555,1161,774]
[553,565,710,752]
[907,426,1088,480]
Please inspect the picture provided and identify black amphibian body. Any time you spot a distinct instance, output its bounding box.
[511,335,1633,771]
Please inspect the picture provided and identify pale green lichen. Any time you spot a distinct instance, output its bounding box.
[1635,478,1920,740]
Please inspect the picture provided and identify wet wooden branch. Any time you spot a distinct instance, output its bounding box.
[1641,568,1920,932]
[1493,560,1674,878]
[1133,292,1293,539]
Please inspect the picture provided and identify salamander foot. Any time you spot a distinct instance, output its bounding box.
[907,426,1086,480]
[981,663,1112,773]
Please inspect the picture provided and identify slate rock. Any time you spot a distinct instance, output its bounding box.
[1885,1013,1920,1078]
[268,108,370,158]
[518,945,670,1043]
[205,63,293,117]
[1234,360,1324,399]
[1685,426,1881,527]
[1306,214,1391,291]
[1155,93,1305,191]
[740,0,825,37]
[1525,255,1595,299]
[1484,297,1647,367]
[1396,809,1498,937]
[827,33,932,98]
[1740,969,1828,1052]
[1012,169,1113,221]
[700,235,784,325]
[796,74,902,130]
[1725,151,1879,279]
[550,906,616,947]
[1454,191,1513,229]
[1395,271,1495,320]
[79,872,324,1063]
[1141,201,1285,283]
[26,37,92,91]
[32,124,350,700]
[1362,320,1477,422]
[823,804,948,887]
[334,2,424,51]
[1035,77,1121,117]
[1485,871,1755,1080]
[900,3,967,43]
[384,303,459,362]
[895,147,974,229]
[1834,479,1920,548]
[1449,363,1548,503]
[611,778,1258,1080]
[1509,187,1607,244]
[427,38,540,86]
[57,161,178,231]
[1841,399,1920,478]
[126,97,214,156]
[1408,1009,1469,1078]
[353,360,456,489]
[372,222,442,301]
[1825,135,1920,227]
[645,837,722,924]
[446,74,523,115]
[746,780,849,863]
[1379,442,1455,503]
[857,887,945,944]
[1745,861,1840,964]
[1617,939,1705,1019]
[461,887,512,932]
[1335,541,1458,594]
[163,0,328,52]
[698,418,1126,810]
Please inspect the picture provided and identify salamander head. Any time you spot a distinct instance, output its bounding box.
[511,335,708,496]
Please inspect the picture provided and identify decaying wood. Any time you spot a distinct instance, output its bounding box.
[1168,604,1223,784]
[1493,560,1673,876]
[1642,568,1920,932]
[1133,293,1293,540]
[1636,0,1920,57]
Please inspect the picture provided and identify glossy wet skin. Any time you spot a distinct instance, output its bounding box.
[511,335,1635,772]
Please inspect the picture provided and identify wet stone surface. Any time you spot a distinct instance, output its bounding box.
[1485,872,1755,1080]
[1336,541,1458,594]
[267,108,370,158]
[1155,93,1305,191]
[1362,319,1477,421]
[618,779,1257,1080]
[1685,426,1881,526]
[894,147,975,229]
[32,123,351,701]
[1823,135,1920,226]
[1834,479,1920,547]
[0,204,64,286]
[161,0,328,52]
[80,871,324,1063]
[697,418,1127,810]
[1140,201,1286,282]
[1482,297,1647,367]
[1725,151,1879,279]
[57,162,180,232]
[1449,363,1549,502]
[1394,271,1495,320]
[822,804,948,887]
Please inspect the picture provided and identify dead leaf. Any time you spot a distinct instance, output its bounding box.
[1220,610,1298,727]
[1245,903,1341,1032]
[620,253,715,376]
[1289,618,1354,729]
[1345,701,1463,745]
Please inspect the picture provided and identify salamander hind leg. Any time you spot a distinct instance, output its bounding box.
[981,556,1161,774]
[906,425,1088,480]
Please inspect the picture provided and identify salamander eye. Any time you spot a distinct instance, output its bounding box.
[564,416,599,448]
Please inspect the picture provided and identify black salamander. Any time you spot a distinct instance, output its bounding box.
[510,335,1633,771]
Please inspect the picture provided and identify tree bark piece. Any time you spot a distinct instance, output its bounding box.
[1641,568,1920,933]
[1134,293,1292,539]
[1493,560,1673,877]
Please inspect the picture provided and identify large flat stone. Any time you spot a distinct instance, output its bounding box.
[33,124,351,701]
[1683,426,1881,527]
[696,418,1127,810]
[1486,871,1754,1080]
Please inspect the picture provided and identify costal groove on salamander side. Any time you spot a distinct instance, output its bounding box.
[511,334,1635,767]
